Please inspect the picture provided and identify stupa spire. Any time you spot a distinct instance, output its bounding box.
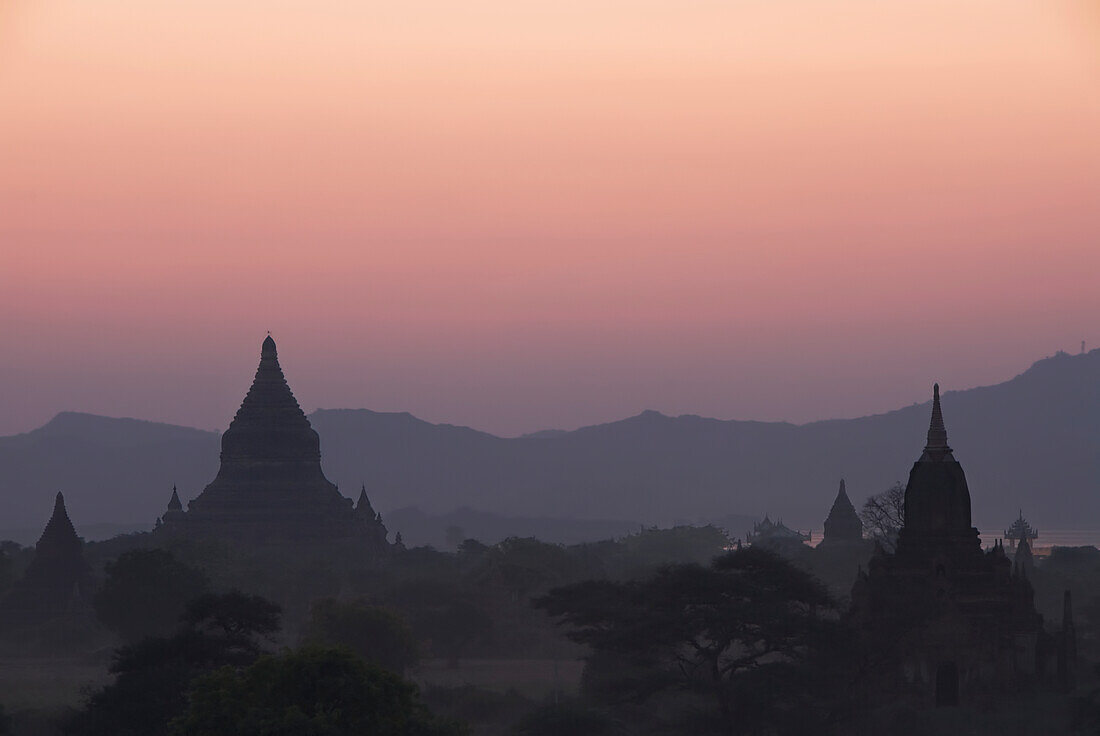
[921,384,954,461]
[167,485,183,512]
[823,478,863,543]
[355,484,376,517]
[38,492,79,549]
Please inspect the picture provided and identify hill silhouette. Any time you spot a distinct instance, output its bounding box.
[0,350,1096,537]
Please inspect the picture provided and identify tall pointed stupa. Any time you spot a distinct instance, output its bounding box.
[849,384,1051,707]
[897,383,979,558]
[1,492,92,618]
[822,479,863,544]
[173,335,361,541]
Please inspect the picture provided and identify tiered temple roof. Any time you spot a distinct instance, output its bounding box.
[1004,510,1038,547]
[162,336,387,546]
[747,515,810,553]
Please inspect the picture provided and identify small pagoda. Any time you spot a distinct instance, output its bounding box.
[821,478,863,545]
[1004,510,1038,550]
[1,492,92,621]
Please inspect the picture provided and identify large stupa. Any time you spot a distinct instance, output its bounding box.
[160,335,389,545]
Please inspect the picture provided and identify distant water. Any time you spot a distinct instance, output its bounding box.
[978,529,1100,550]
[807,530,1100,549]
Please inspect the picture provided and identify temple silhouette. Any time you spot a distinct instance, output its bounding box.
[850,385,1073,706]
[820,478,863,547]
[0,492,92,623]
[157,335,390,547]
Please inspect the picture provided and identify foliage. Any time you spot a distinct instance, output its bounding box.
[183,590,282,644]
[614,525,731,574]
[0,551,12,595]
[93,549,209,642]
[169,646,468,736]
[457,538,490,556]
[300,598,419,673]
[69,592,282,736]
[859,482,905,551]
[474,537,584,600]
[536,546,837,734]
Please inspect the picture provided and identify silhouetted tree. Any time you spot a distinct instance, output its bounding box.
[615,525,731,574]
[69,592,281,736]
[94,549,209,642]
[182,590,281,646]
[475,537,582,601]
[859,482,905,551]
[168,647,467,736]
[300,598,419,674]
[457,538,489,556]
[536,547,837,735]
[0,547,13,595]
[445,525,466,550]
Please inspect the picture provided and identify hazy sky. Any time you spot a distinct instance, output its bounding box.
[1,0,1098,437]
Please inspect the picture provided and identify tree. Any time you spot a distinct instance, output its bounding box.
[615,525,731,574]
[444,525,466,550]
[536,547,837,735]
[300,598,419,674]
[169,647,467,736]
[183,590,281,647]
[94,549,209,642]
[70,592,282,736]
[474,537,582,601]
[859,482,905,551]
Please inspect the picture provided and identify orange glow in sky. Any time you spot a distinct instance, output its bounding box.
[1,0,1098,435]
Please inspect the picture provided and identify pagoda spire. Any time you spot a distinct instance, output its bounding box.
[823,477,863,543]
[167,485,183,512]
[355,483,376,517]
[921,383,954,462]
[38,492,79,549]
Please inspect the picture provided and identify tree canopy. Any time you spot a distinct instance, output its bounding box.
[169,647,466,736]
[536,546,839,734]
[93,549,209,642]
[299,598,419,674]
[858,482,905,552]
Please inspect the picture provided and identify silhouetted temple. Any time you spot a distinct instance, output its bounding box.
[158,336,390,548]
[1,493,92,620]
[354,483,390,548]
[821,478,863,545]
[747,515,810,555]
[850,385,1071,707]
[1004,509,1038,549]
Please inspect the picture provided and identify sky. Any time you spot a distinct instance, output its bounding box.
[1,0,1099,437]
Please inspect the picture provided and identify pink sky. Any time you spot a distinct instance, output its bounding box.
[1,0,1099,436]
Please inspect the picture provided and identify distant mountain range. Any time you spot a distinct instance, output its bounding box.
[0,350,1097,541]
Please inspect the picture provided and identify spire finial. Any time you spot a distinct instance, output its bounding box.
[261,333,277,357]
[922,383,953,460]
